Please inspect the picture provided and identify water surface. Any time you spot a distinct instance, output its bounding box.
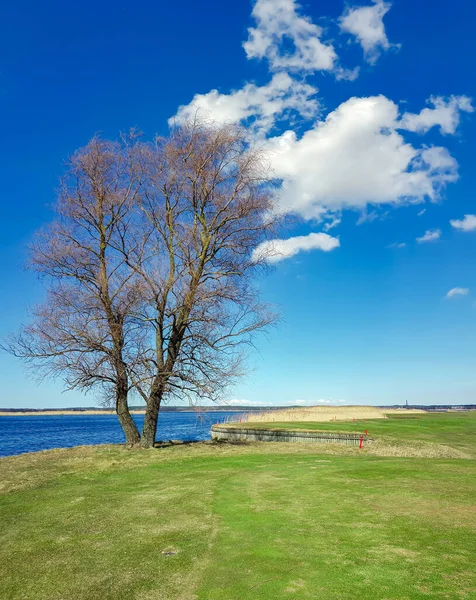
[0,411,239,458]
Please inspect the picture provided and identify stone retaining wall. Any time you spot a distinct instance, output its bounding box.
[211,425,371,446]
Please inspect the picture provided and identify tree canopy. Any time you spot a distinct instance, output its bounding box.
[7,119,279,447]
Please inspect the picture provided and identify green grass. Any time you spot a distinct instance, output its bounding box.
[1,413,475,599]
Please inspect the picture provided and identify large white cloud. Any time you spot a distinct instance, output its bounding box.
[450,214,476,231]
[264,95,459,218]
[243,0,337,72]
[173,92,464,220]
[339,0,395,65]
[400,96,473,135]
[253,232,340,263]
[170,0,471,261]
[171,72,318,134]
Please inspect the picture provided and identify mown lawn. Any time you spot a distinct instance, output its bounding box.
[0,413,475,600]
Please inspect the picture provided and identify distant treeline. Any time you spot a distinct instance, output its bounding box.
[0,406,285,413]
[1,404,475,413]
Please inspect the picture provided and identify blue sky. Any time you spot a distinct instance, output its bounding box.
[1,0,476,408]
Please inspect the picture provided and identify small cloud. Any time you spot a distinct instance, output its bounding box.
[335,66,360,81]
[223,399,272,406]
[450,214,476,232]
[417,208,426,217]
[446,287,469,298]
[339,0,398,65]
[400,95,473,135]
[243,0,337,73]
[416,229,441,243]
[357,210,390,225]
[295,399,346,406]
[387,242,406,249]
[323,215,342,231]
[356,210,379,225]
[253,232,340,264]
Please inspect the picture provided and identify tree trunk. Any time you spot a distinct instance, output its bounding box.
[116,388,140,447]
[141,397,161,448]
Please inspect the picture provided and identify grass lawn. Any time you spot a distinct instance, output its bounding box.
[0,413,475,600]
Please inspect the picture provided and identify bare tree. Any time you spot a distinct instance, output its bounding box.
[125,120,278,447]
[6,119,278,448]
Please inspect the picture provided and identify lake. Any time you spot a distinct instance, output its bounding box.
[0,411,241,458]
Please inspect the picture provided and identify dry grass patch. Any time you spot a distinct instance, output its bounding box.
[231,405,425,424]
[374,495,476,531]
[366,438,471,459]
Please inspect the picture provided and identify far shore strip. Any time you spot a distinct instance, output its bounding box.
[0,408,246,416]
[0,410,146,416]
[0,406,427,418]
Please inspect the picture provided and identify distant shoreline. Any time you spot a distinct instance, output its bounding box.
[0,404,474,416]
[0,410,143,416]
[0,407,248,416]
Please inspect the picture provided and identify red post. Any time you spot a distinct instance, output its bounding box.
[359,435,363,449]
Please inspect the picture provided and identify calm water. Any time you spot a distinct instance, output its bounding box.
[0,411,240,458]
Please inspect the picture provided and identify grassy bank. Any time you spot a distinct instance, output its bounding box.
[1,413,475,599]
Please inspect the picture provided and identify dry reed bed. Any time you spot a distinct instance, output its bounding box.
[228,405,425,424]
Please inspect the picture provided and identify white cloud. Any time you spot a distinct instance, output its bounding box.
[171,72,318,134]
[416,229,441,243]
[335,66,361,82]
[417,208,426,216]
[221,399,273,407]
[446,287,469,298]
[387,242,406,248]
[171,2,470,228]
[400,96,473,135]
[295,399,347,405]
[253,232,340,263]
[243,0,337,72]
[339,0,395,65]
[323,215,342,231]
[264,96,459,219]
[450,214,476,232]
[296,399,328,405]
[356,210,388,225]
